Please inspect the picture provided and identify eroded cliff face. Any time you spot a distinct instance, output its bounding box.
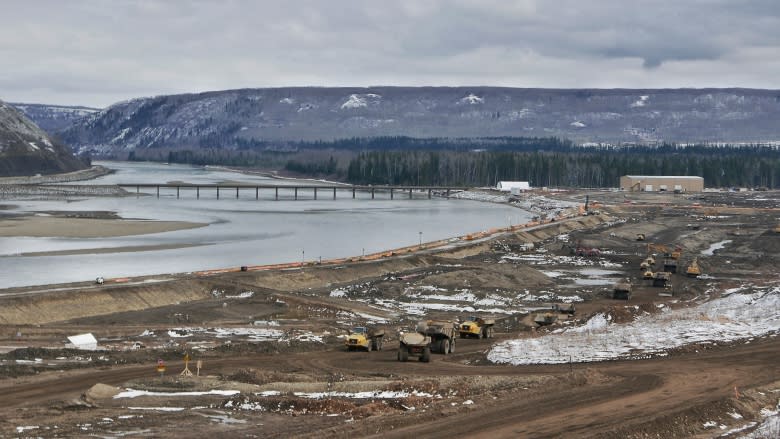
[0,100,87,177]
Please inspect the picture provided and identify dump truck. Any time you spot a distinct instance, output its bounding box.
[397,331,431,362]
[420,320,457,354]
[640,256,655,271]
[662,257,678,274]
[534,312,558,326]
[459,316,495,339]
[636,233,645,241]
[345,326,385,352]
[652,271,672,288]
[613,281,632,300]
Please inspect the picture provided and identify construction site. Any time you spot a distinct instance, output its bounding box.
[0,188,779,438]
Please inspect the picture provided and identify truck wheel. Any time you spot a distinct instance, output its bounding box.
[367,343,372,352]
[421,347,431,363]
[477,330,483,340]
[442,340,449,355]
[378,339,383,351]
[398,348,409,362]
[459,333,465,339]
[449,340,455,353]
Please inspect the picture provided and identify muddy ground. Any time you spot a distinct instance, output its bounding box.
[0,189,779,438]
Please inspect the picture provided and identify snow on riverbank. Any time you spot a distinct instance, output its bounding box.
[488,287,780,365]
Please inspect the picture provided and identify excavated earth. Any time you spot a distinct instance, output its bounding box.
[0,189,779,438]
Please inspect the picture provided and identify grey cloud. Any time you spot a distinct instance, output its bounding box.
[0,0,779,107]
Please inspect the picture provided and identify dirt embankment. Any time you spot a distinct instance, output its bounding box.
[0,279,213,325]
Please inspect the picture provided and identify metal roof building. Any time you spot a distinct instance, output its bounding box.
[620,175,704,193]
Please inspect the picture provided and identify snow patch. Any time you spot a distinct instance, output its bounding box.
[631,95,649,107]
[115,389,240,399]
[570,121,586,128]
[489,288,780,365]
[341,94,381,109]
[460,93,484,105]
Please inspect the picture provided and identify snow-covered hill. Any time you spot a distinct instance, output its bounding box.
[10,102,99,134]
[57,87,780,154]
[0,100,87,177]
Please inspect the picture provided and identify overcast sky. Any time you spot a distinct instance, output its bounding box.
[1,0,779,107]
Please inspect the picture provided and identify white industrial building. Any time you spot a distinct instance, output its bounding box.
[496,181,530,193]
[619,175,704,193]
[66,333,99,351]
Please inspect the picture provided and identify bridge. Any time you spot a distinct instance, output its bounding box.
[115,183,471,200]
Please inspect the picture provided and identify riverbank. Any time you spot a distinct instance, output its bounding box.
[0,165,112,185]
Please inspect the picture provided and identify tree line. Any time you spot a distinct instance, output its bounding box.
[127,136,780,188]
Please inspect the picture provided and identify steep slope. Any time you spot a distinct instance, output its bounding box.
[10,102,100,133]
[61,87,780,153]
[0,100,87,177]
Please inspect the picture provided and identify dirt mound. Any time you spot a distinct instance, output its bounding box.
[417,263,552,291]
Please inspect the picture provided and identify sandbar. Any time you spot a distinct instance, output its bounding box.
[0,215,208,238]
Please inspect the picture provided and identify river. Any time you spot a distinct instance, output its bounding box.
[0,161,532,288]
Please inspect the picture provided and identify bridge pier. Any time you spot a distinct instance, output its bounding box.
[136,185,140,198]
[371,188,375,199]
[197,186,200,199]
[217,187,220,199]
[428,189,431,199]
[352,187,356,198]
[236,187,239,199]
[314,187,317,200]
[390,188,394,200]
[294,187,298,200]
[177,186,180,199]
[409,188,412,199]
[333,187,336,200]
[275,187,279,201]
[255,187,258,200]
[156,186,159,198]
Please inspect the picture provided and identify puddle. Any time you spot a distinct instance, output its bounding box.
[578,269,621,277]
[573,279,615,286]
[702,240,732,256]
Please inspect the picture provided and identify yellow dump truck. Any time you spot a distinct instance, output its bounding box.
[459,316,495,339]
[345,326,384,352]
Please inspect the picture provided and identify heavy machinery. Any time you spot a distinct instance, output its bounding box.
[459,316,495,339]
[613,281,632,300]
[345,327,385,352]
[421,320,457,354]
[552,303,576,315]
[397,330,431,362]
[643,269,655,280]
[636,233,645,241]
[662,256,678,274]
[640,256,655,271]
[534,312,558,326]
[652,271,672,288]
[686,258,701,278]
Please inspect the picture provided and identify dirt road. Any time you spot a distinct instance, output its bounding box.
[1,337,777,438]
